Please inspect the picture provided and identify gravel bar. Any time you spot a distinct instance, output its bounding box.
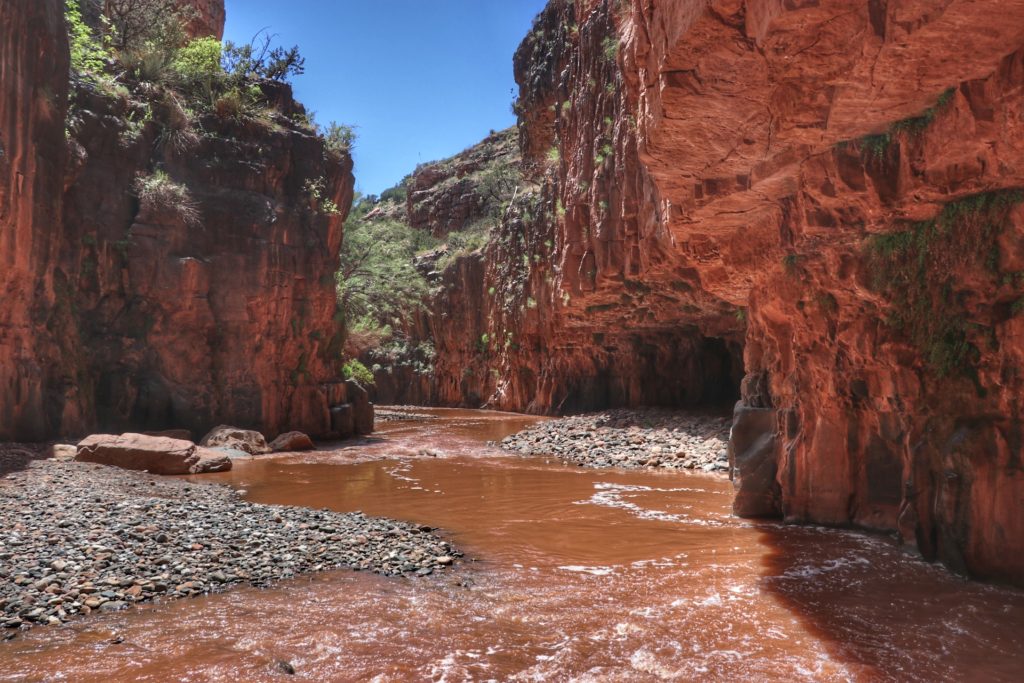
[0,459,460,633]
[501,408,732,473]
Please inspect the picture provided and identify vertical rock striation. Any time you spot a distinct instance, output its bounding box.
[0,0,89,440]
[0,0,362,440]
[411,0,1024,584]
[62,81,355,438]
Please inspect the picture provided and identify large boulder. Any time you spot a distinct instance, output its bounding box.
[346,380,375,435]
[728,404,781,518]
[143,429,193,441]
[200,425,271,455]
[192,447,233,473]
[75,434,232,475]
[269,431,315,452]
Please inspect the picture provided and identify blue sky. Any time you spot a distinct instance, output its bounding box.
[224,0,549,196]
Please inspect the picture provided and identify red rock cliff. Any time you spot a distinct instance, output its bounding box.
[1,0,359,440]
[180,0,225,39]
[415,0,1024,584]
[0,0,90,440]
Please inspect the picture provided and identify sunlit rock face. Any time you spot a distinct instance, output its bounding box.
[61,80,355,439]
[0,0,357,440]
[430,0,1024,584]
[179,0,225,39]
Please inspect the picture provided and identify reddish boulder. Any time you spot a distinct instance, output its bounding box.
[143,429,193,441]
[728,405,781,518]
[269,431,315,452]
[200,426,271,455]
[191,447,233,473]
[75,434,231,475]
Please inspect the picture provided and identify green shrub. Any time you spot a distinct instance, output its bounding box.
[213,88,248,120]
[323,122,356,156]
[342,359,375,387]
[121,44,177,86]
[866,190,1023,377]
[222,33,305,83]
[337,196,436,335]
[379,183,408,204]
[173,36,223,84]
[602,36,619,61]
[105,0,190,54]
[65,0,109,78]
[133,170,200,225]
[155,92,198,153]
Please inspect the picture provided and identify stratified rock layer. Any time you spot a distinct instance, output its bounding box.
[0,0,359,441]
[419,0,1024,584]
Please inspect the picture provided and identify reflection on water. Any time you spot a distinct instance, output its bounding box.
[1,408,1022,682]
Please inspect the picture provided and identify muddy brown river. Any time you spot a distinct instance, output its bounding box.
[1,408,1022,681]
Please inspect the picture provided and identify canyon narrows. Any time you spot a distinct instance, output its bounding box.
[354,0,1024,587]
[2,0,1024,679]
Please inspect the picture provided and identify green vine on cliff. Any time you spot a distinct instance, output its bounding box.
[866,190,1023,378]
[65,1,111,79]
[842,88,956,160]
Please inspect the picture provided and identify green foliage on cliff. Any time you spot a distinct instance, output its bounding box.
[323,122,356,155]
[172,36,222,82]
[337,196,436,337]
[866,190,1023,378]
[133,170,200,226]
[342,359,375,387]
[852,88,957,160]
[65,1,110,79]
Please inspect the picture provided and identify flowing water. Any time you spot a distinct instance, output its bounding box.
[1,408,1022,682]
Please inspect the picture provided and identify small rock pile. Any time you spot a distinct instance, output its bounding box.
[0,461,459,632]
[500,409,732,473]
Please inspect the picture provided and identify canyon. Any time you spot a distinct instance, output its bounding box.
[2,0,1023,597]
[357,0,1024,586]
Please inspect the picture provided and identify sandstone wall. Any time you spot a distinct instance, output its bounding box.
[62,82,354,438]
[426,0,1024,583]
[180,0,225,39]
[1,0,359,441]
[0,0,89,440]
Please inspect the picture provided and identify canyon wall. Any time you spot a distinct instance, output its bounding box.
[0,0,87,440]
[1,0,360,441]
[179,0,225,39]
[402,0,1024,583]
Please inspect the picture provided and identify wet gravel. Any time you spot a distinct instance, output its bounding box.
[0,460,460,633]
[501,409,732,473]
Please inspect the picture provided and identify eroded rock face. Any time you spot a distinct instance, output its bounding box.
[433,0,1024,583]
[0,0,88,441]
[0,0,361,441]
[63,81,354,439]
[178,0,225,39]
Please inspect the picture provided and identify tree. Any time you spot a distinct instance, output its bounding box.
[103,0,190,53]
[337,197,436,335]
[222,32,305,83]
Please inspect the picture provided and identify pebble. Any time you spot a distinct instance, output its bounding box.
[0,460,461,633]
[500,408,732,473]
